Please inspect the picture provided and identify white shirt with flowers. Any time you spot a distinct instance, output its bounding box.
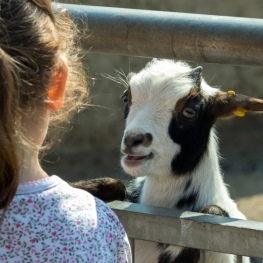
[0,176,131,263]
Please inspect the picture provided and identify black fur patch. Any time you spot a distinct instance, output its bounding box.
[184,178,192,192]
[69,178,126,201]
[176,192,198,210]
[158,248,200,263]
[158,250,173,263]
[124,103,130,119]
[174,248,200,263]
[126,179,145,203]
[169,93,215,175]
[122,88,131,119]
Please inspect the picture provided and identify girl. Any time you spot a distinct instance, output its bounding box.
[0,0,131,262]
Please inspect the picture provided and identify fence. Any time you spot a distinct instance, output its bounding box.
[61,4,263,262]
[108,201,263,262]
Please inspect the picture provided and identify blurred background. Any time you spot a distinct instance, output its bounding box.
[45,0,263,220]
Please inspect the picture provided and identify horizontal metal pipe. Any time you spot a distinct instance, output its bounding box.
[61,4,263,66]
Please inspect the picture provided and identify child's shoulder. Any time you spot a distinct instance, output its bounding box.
[46,176,119,221]
[1,176,130,262]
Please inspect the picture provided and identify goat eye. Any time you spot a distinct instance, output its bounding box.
[182,108,196,118]
[123,95,128,104]
[122,91,128,103]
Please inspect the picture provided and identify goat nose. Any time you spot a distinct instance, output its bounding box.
[124,133,153,148]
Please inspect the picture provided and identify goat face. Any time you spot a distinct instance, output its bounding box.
[120,60,218,177]
[120,59,263,178]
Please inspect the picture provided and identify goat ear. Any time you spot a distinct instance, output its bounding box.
[209,91,263,119]
[189,66,203,87]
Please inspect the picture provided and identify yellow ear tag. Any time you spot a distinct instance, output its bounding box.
[233,108,246,117]
[227,90,246,117]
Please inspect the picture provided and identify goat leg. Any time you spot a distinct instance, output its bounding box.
[69,177,126,201]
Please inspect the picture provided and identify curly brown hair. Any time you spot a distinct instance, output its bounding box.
[0,0,88,210]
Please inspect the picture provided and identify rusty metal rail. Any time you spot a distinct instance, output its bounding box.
[60,4,263,67]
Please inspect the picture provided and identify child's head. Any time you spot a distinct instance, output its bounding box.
[0,0,88,209]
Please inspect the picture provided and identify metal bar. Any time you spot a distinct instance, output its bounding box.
[108,201,263,258]
[200,250,206,263]
[60,4,263,66]
[128,238,135,263]
[236,255,243,263]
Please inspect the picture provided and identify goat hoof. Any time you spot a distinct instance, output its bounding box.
[200,205,229,217]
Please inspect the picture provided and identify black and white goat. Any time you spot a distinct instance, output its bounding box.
[120,59,263,263]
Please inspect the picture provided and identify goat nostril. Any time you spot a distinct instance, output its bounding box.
[145,133,153,145]
[124,133,153,148]
[124,134,144,147]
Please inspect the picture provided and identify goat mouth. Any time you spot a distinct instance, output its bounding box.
[124,153,154,165]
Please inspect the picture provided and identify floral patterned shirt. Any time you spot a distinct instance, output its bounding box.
[0,176,132,263]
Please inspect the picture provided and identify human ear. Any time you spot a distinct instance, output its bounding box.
[47,56,68,111]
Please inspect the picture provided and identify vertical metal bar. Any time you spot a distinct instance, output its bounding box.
[236,255,243,263]
[129,238,135,263]
[200,250,206,263]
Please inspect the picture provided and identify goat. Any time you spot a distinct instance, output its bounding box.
[120,59,263,263]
